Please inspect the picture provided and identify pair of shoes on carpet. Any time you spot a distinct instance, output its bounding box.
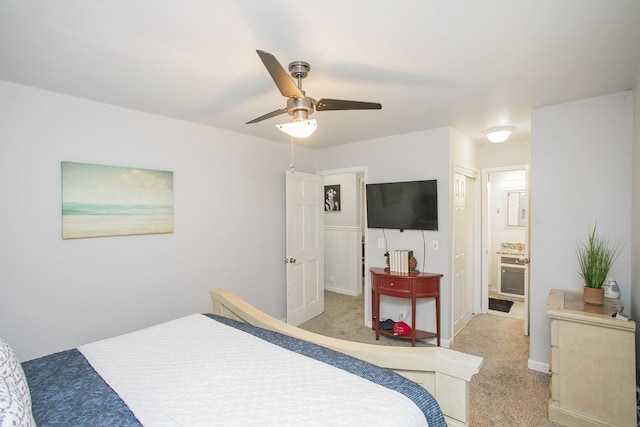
[379,318,395,330]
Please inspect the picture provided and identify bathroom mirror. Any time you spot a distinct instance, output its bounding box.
[507,191,526,227]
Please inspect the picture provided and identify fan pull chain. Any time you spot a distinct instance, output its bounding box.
[289,135,295,173]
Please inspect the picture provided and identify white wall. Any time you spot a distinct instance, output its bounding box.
[632,78,640,371]
[0,81,315,361]
[323,173,359,227]
[314,128,451,343]
[450,127,479,172]
[529,91,634,371]
[478,137,531,169]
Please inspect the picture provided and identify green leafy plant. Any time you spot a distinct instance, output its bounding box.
[577,224,620,288]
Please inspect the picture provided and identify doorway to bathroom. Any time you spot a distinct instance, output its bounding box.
[482,166,530,334]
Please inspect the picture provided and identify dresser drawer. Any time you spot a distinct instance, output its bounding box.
[377,276,411,293]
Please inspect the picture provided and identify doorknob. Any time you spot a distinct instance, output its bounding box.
[284,257,297,263]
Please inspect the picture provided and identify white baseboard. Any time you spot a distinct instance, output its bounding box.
[324,286,362,297]
[528,358,549,374]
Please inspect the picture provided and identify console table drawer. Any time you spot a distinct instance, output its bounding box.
[376,276,411,293]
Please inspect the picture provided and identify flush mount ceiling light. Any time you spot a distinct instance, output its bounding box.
[276,118,317,138]
[483,126,515,143]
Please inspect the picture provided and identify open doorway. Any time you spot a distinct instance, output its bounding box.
[318,167,369,324]
[482,166,530,334]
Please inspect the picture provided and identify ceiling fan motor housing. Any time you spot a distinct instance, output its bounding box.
[287,96,314,120]
[288,61,310,79]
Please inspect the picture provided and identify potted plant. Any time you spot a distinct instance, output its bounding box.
[576,224,620,305]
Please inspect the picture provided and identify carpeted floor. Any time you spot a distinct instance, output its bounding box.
[449,313,555,426]
[299,290,431,347]
[299,291,560,426]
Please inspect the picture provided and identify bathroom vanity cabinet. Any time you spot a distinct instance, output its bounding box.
[498,255,525,297]
[547,289,636,426]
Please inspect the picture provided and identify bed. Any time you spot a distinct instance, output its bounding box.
[1,289,482,427]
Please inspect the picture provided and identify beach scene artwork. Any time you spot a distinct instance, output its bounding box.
[62,162,174,239]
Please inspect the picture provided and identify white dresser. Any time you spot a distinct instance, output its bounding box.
[547,289,636,426]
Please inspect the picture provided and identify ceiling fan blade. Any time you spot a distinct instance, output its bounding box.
[256,50,304,99]
[246,107,288,124]
[316,98,382,111]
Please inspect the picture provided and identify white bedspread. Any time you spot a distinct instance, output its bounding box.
[79,314,427,427]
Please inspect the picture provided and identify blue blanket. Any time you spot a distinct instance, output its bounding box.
[23,349,139,427]
[24,314,445,426]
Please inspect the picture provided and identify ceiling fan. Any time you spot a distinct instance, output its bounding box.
[246,50,382,137]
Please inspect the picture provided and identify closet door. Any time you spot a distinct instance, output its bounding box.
[453,173,473,336]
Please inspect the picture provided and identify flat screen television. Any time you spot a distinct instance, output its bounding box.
[366,179,438,231]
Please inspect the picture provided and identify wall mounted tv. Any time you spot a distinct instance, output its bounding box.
[366,179,438,231]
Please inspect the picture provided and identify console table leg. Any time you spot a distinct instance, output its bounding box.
[411,298,417,347]
[436,296,440,347]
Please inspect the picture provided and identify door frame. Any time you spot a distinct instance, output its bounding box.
[317,166,369,325]
[480,164,530,335]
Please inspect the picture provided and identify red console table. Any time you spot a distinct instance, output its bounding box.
[371,267,442,347]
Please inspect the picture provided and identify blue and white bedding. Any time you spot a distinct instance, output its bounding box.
[1,338,35,426]
[19,314,445,427]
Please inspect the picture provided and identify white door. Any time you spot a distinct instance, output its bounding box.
[453,173,474,336]
[286,170,324,326]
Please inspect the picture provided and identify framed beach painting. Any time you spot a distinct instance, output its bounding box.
[61,162,174,239]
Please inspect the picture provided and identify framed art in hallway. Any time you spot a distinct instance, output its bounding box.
[61,161,174,239]
[324,184,340,212]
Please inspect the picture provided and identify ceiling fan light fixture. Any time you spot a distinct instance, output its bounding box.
[483,126,515,143]
[276,119,317,139]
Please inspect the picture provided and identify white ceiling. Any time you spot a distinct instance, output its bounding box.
[1,1,639,149]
